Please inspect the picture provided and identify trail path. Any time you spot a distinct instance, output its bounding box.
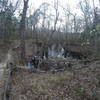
[0,63,6,80]
[0,53,10,99]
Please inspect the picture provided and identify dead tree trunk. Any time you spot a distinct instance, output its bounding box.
[19,0,29,65]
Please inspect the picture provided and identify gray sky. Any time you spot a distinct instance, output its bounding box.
[13,0,99,17]
[13,0,99,30]
[28,0,99,13]
[29,0,99,8]
[26,0,99,30]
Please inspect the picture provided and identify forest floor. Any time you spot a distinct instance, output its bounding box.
[8,59,100,100]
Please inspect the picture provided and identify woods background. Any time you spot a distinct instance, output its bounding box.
[0,0,100,63]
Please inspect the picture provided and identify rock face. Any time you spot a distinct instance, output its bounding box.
[25,40,43,57]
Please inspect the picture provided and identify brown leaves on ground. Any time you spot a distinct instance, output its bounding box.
[9,60,100,100]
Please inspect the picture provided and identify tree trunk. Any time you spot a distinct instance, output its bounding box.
[19,0,29,65]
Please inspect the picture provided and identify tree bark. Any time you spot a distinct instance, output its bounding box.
[19,0,29,65]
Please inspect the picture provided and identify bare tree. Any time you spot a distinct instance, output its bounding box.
[19,0,29,65]
[41,0,59,58]
[99,0,100,5]
[47,0,59,42]
[92,0,98,29]
[79,0,92,32]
